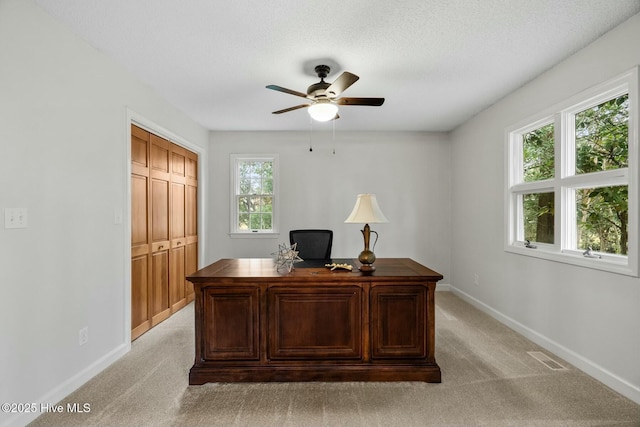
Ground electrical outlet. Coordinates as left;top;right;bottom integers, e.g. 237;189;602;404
79;327;88;346
473;273;480;285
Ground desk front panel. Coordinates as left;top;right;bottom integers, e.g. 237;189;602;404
268;285;362;360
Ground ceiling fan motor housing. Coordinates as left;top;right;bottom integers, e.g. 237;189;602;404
307;81;331;98
308;65;332;97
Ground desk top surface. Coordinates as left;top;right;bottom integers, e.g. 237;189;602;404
187;258;443;283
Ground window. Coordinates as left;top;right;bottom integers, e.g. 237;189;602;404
506;68;638;276
230;154;279;236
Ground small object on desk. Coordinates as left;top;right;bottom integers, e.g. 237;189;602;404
325;262;353;271
271;242;303;272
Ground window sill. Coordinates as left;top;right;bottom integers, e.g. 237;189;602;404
505;244;637;277
229;232;281;239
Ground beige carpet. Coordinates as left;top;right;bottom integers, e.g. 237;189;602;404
30;292;640;426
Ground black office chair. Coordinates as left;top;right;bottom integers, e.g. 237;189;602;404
289;229;333;260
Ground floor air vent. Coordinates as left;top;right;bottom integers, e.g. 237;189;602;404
527;351;568;371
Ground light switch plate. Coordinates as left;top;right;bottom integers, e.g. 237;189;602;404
4;208;28;229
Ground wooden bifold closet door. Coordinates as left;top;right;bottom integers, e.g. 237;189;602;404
130;124;198;340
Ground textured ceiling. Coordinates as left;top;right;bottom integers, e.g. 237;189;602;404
35;0;640;132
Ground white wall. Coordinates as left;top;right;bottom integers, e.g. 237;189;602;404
450;13;640;403
207;131;452;281
0;1;209;426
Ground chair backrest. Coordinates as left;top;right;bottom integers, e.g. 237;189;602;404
289;229;333;260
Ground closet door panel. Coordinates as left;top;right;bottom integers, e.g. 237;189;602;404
186;151;197;185
186;241;197;301
151;179;170;244
185;150;198;302
150;134;170;178
131;125;151;340
170;245;186;312
171;145;187;183
131;174;149;256
170;143;187;311
131;254;151;340
186;184;197;238
151;249;171;325
131;125;149;176
171;182;185;242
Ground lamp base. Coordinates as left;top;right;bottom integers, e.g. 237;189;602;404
358;264;376;273
358;248;377;273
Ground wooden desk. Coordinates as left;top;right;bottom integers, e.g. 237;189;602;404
187;258;442;384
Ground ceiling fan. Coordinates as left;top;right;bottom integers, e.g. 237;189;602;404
266;65;385;122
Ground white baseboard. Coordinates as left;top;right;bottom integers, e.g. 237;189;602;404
448;285;640;405
435;283;451;291
3;343;130;427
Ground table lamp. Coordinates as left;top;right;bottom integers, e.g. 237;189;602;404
344;194;389;272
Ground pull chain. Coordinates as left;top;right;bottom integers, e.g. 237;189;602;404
332;118;336;154
309;117;313;152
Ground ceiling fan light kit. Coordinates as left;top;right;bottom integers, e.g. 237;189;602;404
267;65;384;122
308;100;338;122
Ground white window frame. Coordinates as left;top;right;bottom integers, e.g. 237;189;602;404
229;154;280;238
505;67;639;276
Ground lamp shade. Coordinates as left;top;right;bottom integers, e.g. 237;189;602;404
344;194;389;224
308;101;338;122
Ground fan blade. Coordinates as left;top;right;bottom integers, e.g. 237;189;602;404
272;104;310;114
266;85;308;98
326;72;359;97
336;97;385;106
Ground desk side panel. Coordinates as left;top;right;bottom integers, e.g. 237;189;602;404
201;286;260;360
370;284;427;359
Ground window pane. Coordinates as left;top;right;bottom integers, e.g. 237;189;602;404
246;161;257;175
238;196;250;214
238;213;250;230
250;178;261;194
259;161;273;179
262;196;272;213
575;95;629;174
249;213;261;229
262;213;272;229
576;186;628;254
248;196;261;212
237;196;272;231
260;164;273;194
523;123;554;182
523;192;554;244
263;177;273;194
239;177;251;194
238;160;273;196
